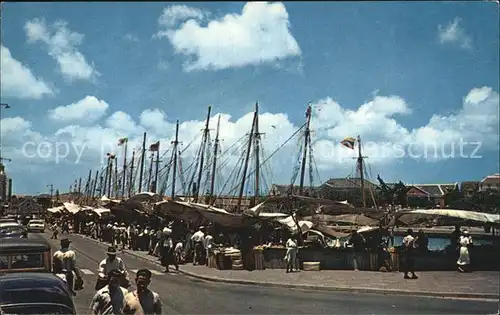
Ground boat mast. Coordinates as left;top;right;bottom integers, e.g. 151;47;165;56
171;120;180;199
85;170;91;204
253;102;261;206
114;159;118;198
128;151;135;197
138;132;147;193
299;103;312;196
153;147;160;193
236;104;257;212
208;115;221;205
357;135;366;208
194;106;212;202
147;153;154;192
121;140;128;199
91;170;99;200
98;175;103;198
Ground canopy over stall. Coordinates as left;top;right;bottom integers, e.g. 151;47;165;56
394;209;500;227
302;214;380;226
156;200;289;229
63;202;81;214
47;206;65;214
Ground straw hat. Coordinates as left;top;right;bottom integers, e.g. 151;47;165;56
163;227;172;235
107;246;118;255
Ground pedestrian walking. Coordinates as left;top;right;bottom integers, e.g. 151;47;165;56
402;229;418;279
160;228;178;272
191;226;205;265
285;237;298;273
53;238;83;296
90;270;129;315
457;230;473;272
124;269;162;315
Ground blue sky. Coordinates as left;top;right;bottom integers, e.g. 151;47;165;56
1;2;498;195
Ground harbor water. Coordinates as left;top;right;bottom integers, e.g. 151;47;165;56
392;236;494;250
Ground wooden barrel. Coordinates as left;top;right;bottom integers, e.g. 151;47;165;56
208;255;217;268
390;252;399;271
369;252;379;271
254;250;264;270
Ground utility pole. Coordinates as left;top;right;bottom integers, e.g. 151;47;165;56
0;103;12;166
47;184;54;207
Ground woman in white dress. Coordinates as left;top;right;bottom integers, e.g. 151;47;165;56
456;230;472;272
284;238;298;273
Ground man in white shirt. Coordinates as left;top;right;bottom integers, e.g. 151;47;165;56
90;269;129;315
97;246;129;289
191;226;205;265
204;231;215;266
53;238;83;295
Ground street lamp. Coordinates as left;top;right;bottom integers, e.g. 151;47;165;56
0;103;12;163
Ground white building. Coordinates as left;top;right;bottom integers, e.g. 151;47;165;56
479;173;500;192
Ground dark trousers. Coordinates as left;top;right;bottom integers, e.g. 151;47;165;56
404;253;415;274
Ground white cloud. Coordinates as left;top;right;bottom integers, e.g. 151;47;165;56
123;34;139;42
24;18;100;81
0;117;32;134
438;17;472;49
0;45;54;99
48;96;109;123
156;2;301;71
2;87;498;192
157;4;207;29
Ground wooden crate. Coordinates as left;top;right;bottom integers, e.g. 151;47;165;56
303;261;320;271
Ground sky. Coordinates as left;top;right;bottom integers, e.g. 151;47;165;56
1;1;499;196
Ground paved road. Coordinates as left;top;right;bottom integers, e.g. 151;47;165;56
36;233;499;315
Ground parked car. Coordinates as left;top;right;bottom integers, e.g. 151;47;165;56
0;272;76;315
0;238;52;273
0;225;26;239
0;221;24;238
27;219;46;233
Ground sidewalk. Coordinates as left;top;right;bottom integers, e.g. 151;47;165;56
77;234;500;300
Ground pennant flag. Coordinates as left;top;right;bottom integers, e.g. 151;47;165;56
149;141;160;152
341;137;356;150
117;137;128;145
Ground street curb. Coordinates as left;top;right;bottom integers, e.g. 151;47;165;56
74;234;500;301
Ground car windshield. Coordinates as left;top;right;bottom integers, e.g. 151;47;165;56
0;255;8;269
10;254;44;269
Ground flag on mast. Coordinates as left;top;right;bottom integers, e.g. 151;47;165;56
340;137;356;150
117;137;128;146
149;141;160;152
